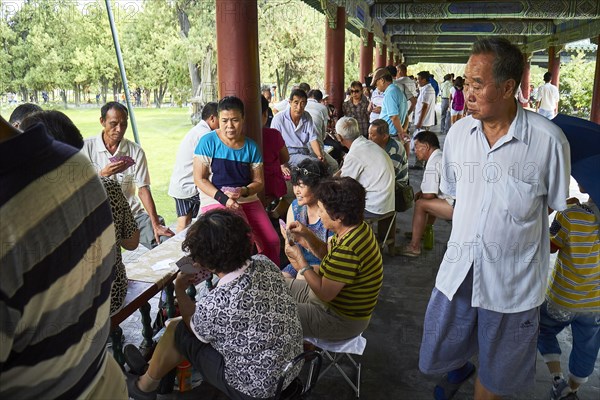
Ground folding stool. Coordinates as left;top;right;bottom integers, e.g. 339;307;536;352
364;210;397;255
304;334;367;398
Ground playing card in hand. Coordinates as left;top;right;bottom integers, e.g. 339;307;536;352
109;155;136;168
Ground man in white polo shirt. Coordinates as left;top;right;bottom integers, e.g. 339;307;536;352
335;116;395;243
83;102;174;249
168;102;219;232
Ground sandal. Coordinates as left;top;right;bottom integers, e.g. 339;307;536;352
434;362;476;400
400;245;421;257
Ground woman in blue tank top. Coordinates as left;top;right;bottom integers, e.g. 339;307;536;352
281;159;332;278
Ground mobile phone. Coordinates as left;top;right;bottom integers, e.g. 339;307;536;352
278;219;287;230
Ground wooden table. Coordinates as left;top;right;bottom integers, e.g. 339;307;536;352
110;229;190;366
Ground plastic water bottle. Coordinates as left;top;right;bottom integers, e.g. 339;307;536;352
423;225;434;250
176;360;193;392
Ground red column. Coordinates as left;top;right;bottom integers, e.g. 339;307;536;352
387;50;394;66
376;44;386;69
548;46;561;90
325;6;345;115
592;35;600;124
521;53;531;107
359;31;374;83
216;0;261;147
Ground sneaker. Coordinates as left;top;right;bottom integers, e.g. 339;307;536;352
124;344;149;375
126;372;157;400
550;377;573;400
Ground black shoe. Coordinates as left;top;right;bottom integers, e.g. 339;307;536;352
124;344;149;375
126;372;157;400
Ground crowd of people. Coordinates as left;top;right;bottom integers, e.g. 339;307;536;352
1;36;597;400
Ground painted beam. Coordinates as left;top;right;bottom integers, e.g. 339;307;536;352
373;1;600;20
386;20;555;35
524;19;600;52
390;35;527;45
404;56;470;64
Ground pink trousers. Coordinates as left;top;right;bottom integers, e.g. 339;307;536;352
202;200;281;266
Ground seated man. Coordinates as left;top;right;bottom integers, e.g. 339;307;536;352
83;102;174;249
270;88;326;168
168;102;219;232
335;116;395;243
368;119;408;186
400;131;454;257
125;210;303;400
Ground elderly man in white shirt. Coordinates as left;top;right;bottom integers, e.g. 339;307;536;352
335;116;395;244
168;102;219;232
418;38;570;400
83;102;174;249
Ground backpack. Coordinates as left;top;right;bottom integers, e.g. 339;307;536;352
452;88;464;111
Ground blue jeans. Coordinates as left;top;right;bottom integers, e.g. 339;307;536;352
537;300;600;379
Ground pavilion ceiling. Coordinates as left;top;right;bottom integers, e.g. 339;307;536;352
303;0;600;64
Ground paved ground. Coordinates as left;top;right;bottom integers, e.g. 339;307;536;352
117;114;599;399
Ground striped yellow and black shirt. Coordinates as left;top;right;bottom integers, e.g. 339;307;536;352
319;221;383;320
548;202;600;313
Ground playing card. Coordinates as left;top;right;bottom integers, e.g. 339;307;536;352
109;155;136;168
221;186;241;195
176;256;212;284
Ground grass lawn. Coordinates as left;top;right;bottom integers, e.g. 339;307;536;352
2;105;194;225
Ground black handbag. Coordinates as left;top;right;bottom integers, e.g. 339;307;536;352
395;181;414;212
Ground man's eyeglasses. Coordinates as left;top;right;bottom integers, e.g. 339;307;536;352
350;89;361;94
291;166;319;177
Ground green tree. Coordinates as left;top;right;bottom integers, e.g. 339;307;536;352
258;0;325;98
557;52;594;118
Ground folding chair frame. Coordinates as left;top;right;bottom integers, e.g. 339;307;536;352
318;350;362;398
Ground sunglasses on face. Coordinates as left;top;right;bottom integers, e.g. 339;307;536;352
350;89;361;94
291;166;319;177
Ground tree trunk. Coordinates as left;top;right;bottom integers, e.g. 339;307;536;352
101;77;109;104
276;65;292;101
154;82;168;108
112;80;122;102
199;47;215;103
176;3;202;98
74;85;80;107
20;87;28;103
60;89;67;109
144;88;151;107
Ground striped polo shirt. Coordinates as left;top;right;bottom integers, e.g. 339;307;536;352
195;130;263;207
319;221;383;319
0;125;116;398
548;202;600;313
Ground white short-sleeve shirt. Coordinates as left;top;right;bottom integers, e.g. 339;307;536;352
537;82;560;112
83;134;150;216
168;120;212;199
340;136;395;215
437;105;570;313
420;149;447;199
414;83;436;127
